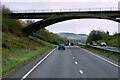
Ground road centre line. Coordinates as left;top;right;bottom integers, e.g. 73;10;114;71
68;48;71;53
79;70;84;74
73;57;74;59
69;50;71;53
68;48;72;56
75;62;78;64
81;48;120;68
21;48;56;80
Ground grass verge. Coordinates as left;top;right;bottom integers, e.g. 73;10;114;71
2;32;57;75
2;46;53;75
79;45;120;62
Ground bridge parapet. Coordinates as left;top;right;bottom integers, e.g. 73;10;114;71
12;7;119;13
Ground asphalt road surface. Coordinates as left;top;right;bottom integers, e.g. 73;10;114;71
23;46;119;79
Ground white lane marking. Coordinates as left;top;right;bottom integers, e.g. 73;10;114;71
82;48;120;68
68;48;71;53
79;70;84;74
21;48;56;80
73;57;74;59
75;62;78;64
69;51;71;53
68;48;72;56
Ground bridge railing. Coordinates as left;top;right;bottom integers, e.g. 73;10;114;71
12;7;119;13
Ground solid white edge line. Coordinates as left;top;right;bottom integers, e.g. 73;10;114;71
81;48;120;68
21;48;56;80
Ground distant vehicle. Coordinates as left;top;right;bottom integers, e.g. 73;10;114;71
65;40;69;46
91;41;95;44
58;44;65;50
91;41;97;46
71;43;74;46
87;43;91;46
65;43;69;46
93;43;97;46
100;42;107;47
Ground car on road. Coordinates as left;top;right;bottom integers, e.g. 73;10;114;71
91;41;97;46
93;43;97;46
100;42;107;47
71;43;74;46
87;43;91;46
58;44;65;50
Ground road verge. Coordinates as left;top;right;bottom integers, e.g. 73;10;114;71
79;45;120;62
2;47;56;79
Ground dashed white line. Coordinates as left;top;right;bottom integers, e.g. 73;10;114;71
21;48;56;80
82;48;120;68
79;70;84;74
69;48;71;53
75;62;78;64
73;57;74;59
68;49;72;56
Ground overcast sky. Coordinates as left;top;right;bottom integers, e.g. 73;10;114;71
1;0;120;35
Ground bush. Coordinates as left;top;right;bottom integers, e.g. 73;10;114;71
34;28;64;45
2;5;24;36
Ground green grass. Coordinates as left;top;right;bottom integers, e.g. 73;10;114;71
80;45;120;61
0;35;1;77
2;32;57;75
2;46;53;75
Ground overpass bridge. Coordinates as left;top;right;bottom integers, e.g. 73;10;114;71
5;8;120;35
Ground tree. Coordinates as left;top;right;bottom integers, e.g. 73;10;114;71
33;28;64;44
86;30;105;43
2;5;23;35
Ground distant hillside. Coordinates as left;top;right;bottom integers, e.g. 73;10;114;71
56;33;88;44
61;33;87;36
